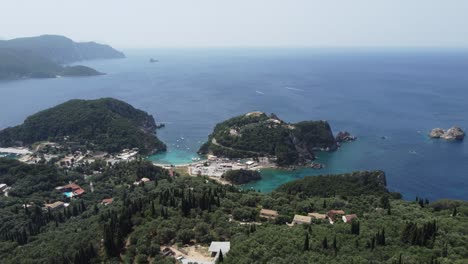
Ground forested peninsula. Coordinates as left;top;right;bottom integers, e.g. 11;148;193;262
0;35;124;80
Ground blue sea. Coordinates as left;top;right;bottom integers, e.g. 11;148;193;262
1;48;467;201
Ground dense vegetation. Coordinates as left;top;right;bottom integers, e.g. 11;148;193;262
199;112;337;166
277;170;397;198
61;65;103;77
223;169;262;184
0;158;466;263
0;35;124;80
0;98;166;154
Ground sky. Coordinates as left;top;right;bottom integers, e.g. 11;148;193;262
1;0;468;49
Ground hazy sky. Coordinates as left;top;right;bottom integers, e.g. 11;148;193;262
2;0;468;48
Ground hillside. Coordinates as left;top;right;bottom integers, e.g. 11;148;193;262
198;112;337;165
0;35;124;80
0;98;166;154
0;35;125;64
0;159;466;263
277;170;393;197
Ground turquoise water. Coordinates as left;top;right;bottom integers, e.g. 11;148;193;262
64;192;73;198
0;153;18;159
242;142;369;192
1;48;468;200
147;149;204;165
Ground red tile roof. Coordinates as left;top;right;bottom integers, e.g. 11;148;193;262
73;188;85;196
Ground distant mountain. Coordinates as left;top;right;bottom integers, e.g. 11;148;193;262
0;35;124;80
198;112;337;166
0;98;166;154
0;35;125;64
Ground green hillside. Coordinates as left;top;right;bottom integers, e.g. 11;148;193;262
0;98;166;154
0;35;125;64
0;158;466;263
0;35;124;80
198;112;337;165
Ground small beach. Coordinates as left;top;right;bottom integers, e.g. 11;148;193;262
0;147;32;155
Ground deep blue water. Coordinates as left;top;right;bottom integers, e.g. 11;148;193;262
1;48;467;201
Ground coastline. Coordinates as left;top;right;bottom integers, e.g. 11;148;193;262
0;147;32;155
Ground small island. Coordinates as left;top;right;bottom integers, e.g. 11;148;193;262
429;126;465;141
198;112;338;166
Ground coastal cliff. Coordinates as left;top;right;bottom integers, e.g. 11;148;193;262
198;112;337;166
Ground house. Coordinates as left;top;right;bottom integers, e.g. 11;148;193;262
0;183;8;192
162;247;175;257
246;160;255;166
260;209;279;220
327;210;345;224
342;214;358;223
292;215;312;225
56;183;85;198
308;212;327;220
133;177;151;186
101;198;113;205
208;241;230;258
44;201;65;211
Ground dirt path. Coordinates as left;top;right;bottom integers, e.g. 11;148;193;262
211;138;266;156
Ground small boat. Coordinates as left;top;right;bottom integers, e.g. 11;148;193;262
149;58;158;63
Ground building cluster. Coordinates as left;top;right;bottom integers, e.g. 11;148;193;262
41;183;86;211
55;183;86;198
259;208;358;225
189;156;270;178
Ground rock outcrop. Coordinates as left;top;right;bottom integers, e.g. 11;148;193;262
429;127;465;141
429;128;445;139
336;131;357;143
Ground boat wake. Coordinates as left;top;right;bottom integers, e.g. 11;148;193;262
285;86;304;91
255;90;265;95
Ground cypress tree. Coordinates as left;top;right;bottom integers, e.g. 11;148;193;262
303;233;310;251
218;250;224;263
322;237;328;249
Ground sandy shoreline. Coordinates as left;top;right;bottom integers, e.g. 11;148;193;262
0;147;32;155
